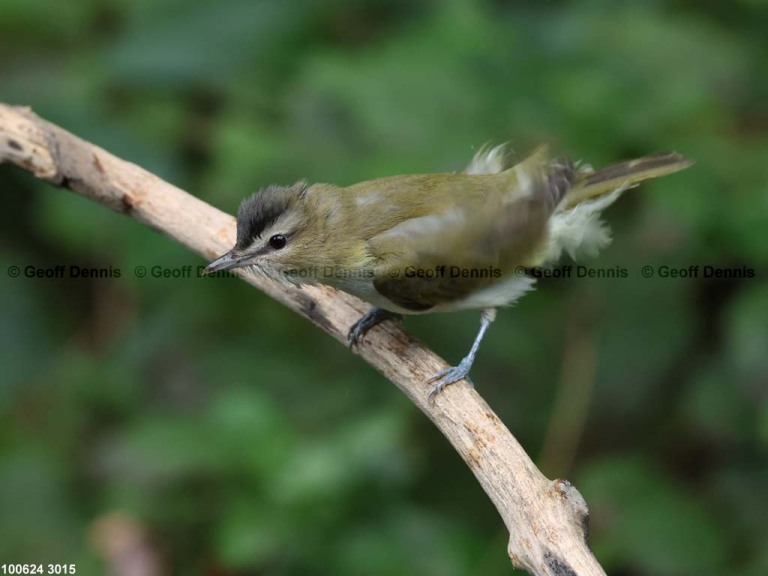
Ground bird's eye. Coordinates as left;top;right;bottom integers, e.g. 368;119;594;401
269;234;287;250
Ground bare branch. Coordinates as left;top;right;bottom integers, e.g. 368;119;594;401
0;103;605;576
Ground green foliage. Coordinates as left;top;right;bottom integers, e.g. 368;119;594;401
581;455;729;575
1;0;766;574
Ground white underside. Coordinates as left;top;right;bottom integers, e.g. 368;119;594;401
432;275;537;312
321;273;537;314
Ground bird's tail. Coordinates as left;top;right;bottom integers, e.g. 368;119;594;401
566;152;693;208
536;152;693;264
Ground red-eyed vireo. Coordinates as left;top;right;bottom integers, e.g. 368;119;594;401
204;146;692;399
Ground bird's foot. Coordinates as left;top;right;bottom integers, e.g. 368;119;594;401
427;357;475;402
347;308;403;349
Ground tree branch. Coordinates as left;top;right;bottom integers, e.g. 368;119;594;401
0;103;605;576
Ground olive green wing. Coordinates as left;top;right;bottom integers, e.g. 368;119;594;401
369;210;500;311
368;157;574;311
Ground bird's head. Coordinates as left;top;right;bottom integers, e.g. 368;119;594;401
203;182;314;282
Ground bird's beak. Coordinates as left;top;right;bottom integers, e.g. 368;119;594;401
203;250;247;275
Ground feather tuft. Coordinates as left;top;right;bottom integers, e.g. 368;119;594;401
539;187;626;263
464;143;510;175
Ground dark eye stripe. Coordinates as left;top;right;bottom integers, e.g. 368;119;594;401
235;182;308;250
236;188;290;249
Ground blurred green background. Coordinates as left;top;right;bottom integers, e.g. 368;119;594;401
1;0;767;574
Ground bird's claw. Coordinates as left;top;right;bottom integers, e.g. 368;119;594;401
347;321;367;349
427;360;475;402
347;308;402;349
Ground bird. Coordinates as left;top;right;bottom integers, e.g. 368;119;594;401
204;145;692;399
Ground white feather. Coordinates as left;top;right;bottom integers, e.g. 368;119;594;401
464;144;509;175
435;275;537;312
538;187;626;264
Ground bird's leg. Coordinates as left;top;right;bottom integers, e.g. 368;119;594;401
348;307;403;348
428;308;497;401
